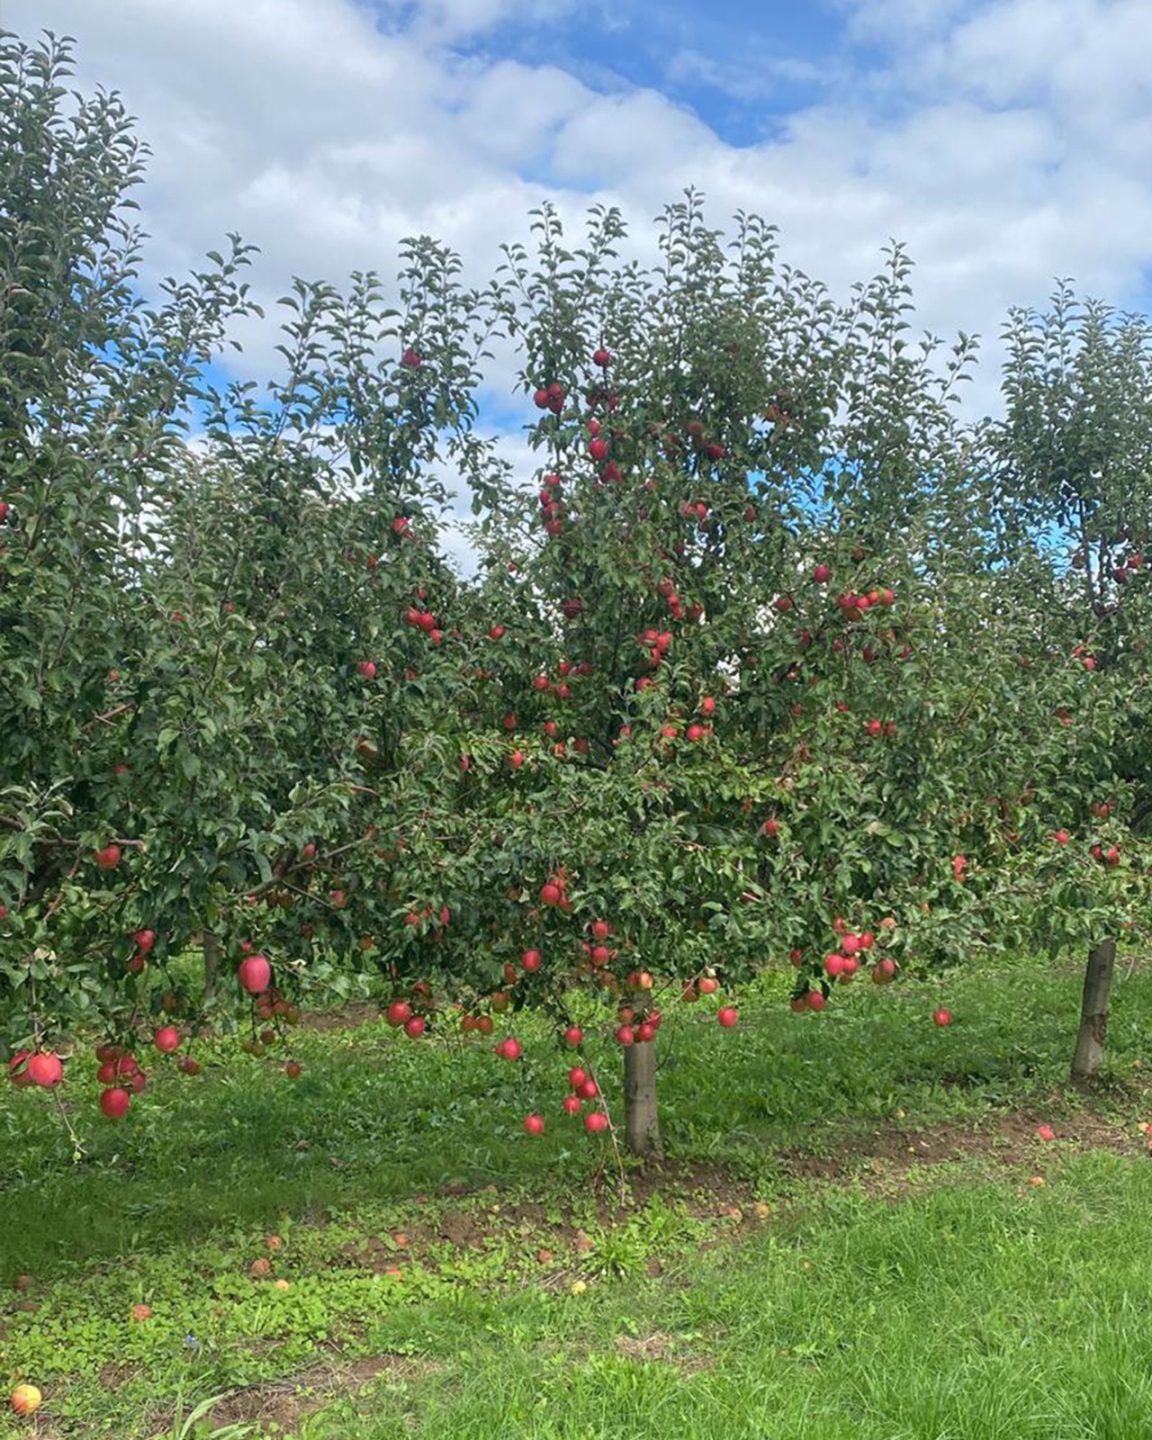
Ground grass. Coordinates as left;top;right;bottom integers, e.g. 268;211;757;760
0;954;1150;1438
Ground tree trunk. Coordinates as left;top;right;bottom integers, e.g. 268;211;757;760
202;931;221;998
623;1042;661;1158
1071;937;1116;1086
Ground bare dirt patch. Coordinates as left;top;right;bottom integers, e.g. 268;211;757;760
776;1099;1146;1194
196;1353;437;1433
612;1330;711;1373
297;1000;381;1033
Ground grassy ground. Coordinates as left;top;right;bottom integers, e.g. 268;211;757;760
1;954;1150;1439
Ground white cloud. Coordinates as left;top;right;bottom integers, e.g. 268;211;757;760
5;0;1151;446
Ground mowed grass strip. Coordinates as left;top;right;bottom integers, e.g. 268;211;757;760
0;954;1148;1437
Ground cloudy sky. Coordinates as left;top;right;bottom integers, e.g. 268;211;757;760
6;0;1152;562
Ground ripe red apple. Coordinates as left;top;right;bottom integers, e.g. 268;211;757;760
584;1111;609;1134
404;1016;426;1039
588;438;609;463
238;954;271;994
806;991;826;1012
762;817;781;837
615;1025;635;1046
568;1067;587;1090
578;1078;599;1100
717;1007;738;1028
1036;1124;1055;1142
522;949;542;972
154;1026;180;1055
563;1026;583;1048
99;1087;131;1119
562;1094;582;1116
592;347;611;368
698;977;718;995
812;563;830;583
178;1056;202;1076
131;929;157;954
496;1037;522;1061
933;1008;952;1027
523;1113;545;1137
509;749;525;769
285;1060;303;1079
131;1303;153;1321
385;999;412;1030
28;1052;63;1088
539;882;561;906
358;660;377;679
93;844;122;871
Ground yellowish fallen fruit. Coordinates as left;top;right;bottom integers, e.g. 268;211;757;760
569;1280;587;1296
273;1279;292;1291
10;1385;42;1416
754;1202;772;1219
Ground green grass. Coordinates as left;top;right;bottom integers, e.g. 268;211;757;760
1;955;1150;1438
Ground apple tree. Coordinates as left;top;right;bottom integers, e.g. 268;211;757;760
983;282;1152;1081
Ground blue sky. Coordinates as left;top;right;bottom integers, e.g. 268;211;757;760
412;0;844;150
6;0;1152;567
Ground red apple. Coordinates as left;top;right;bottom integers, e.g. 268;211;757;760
99;1087;131;1119
28;1052;63;1088
153;1026;180;1055
386;1000;411;1028
523;1113;545;1137
933;1008;952;1027
238;955;271;994
93;844;122;871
